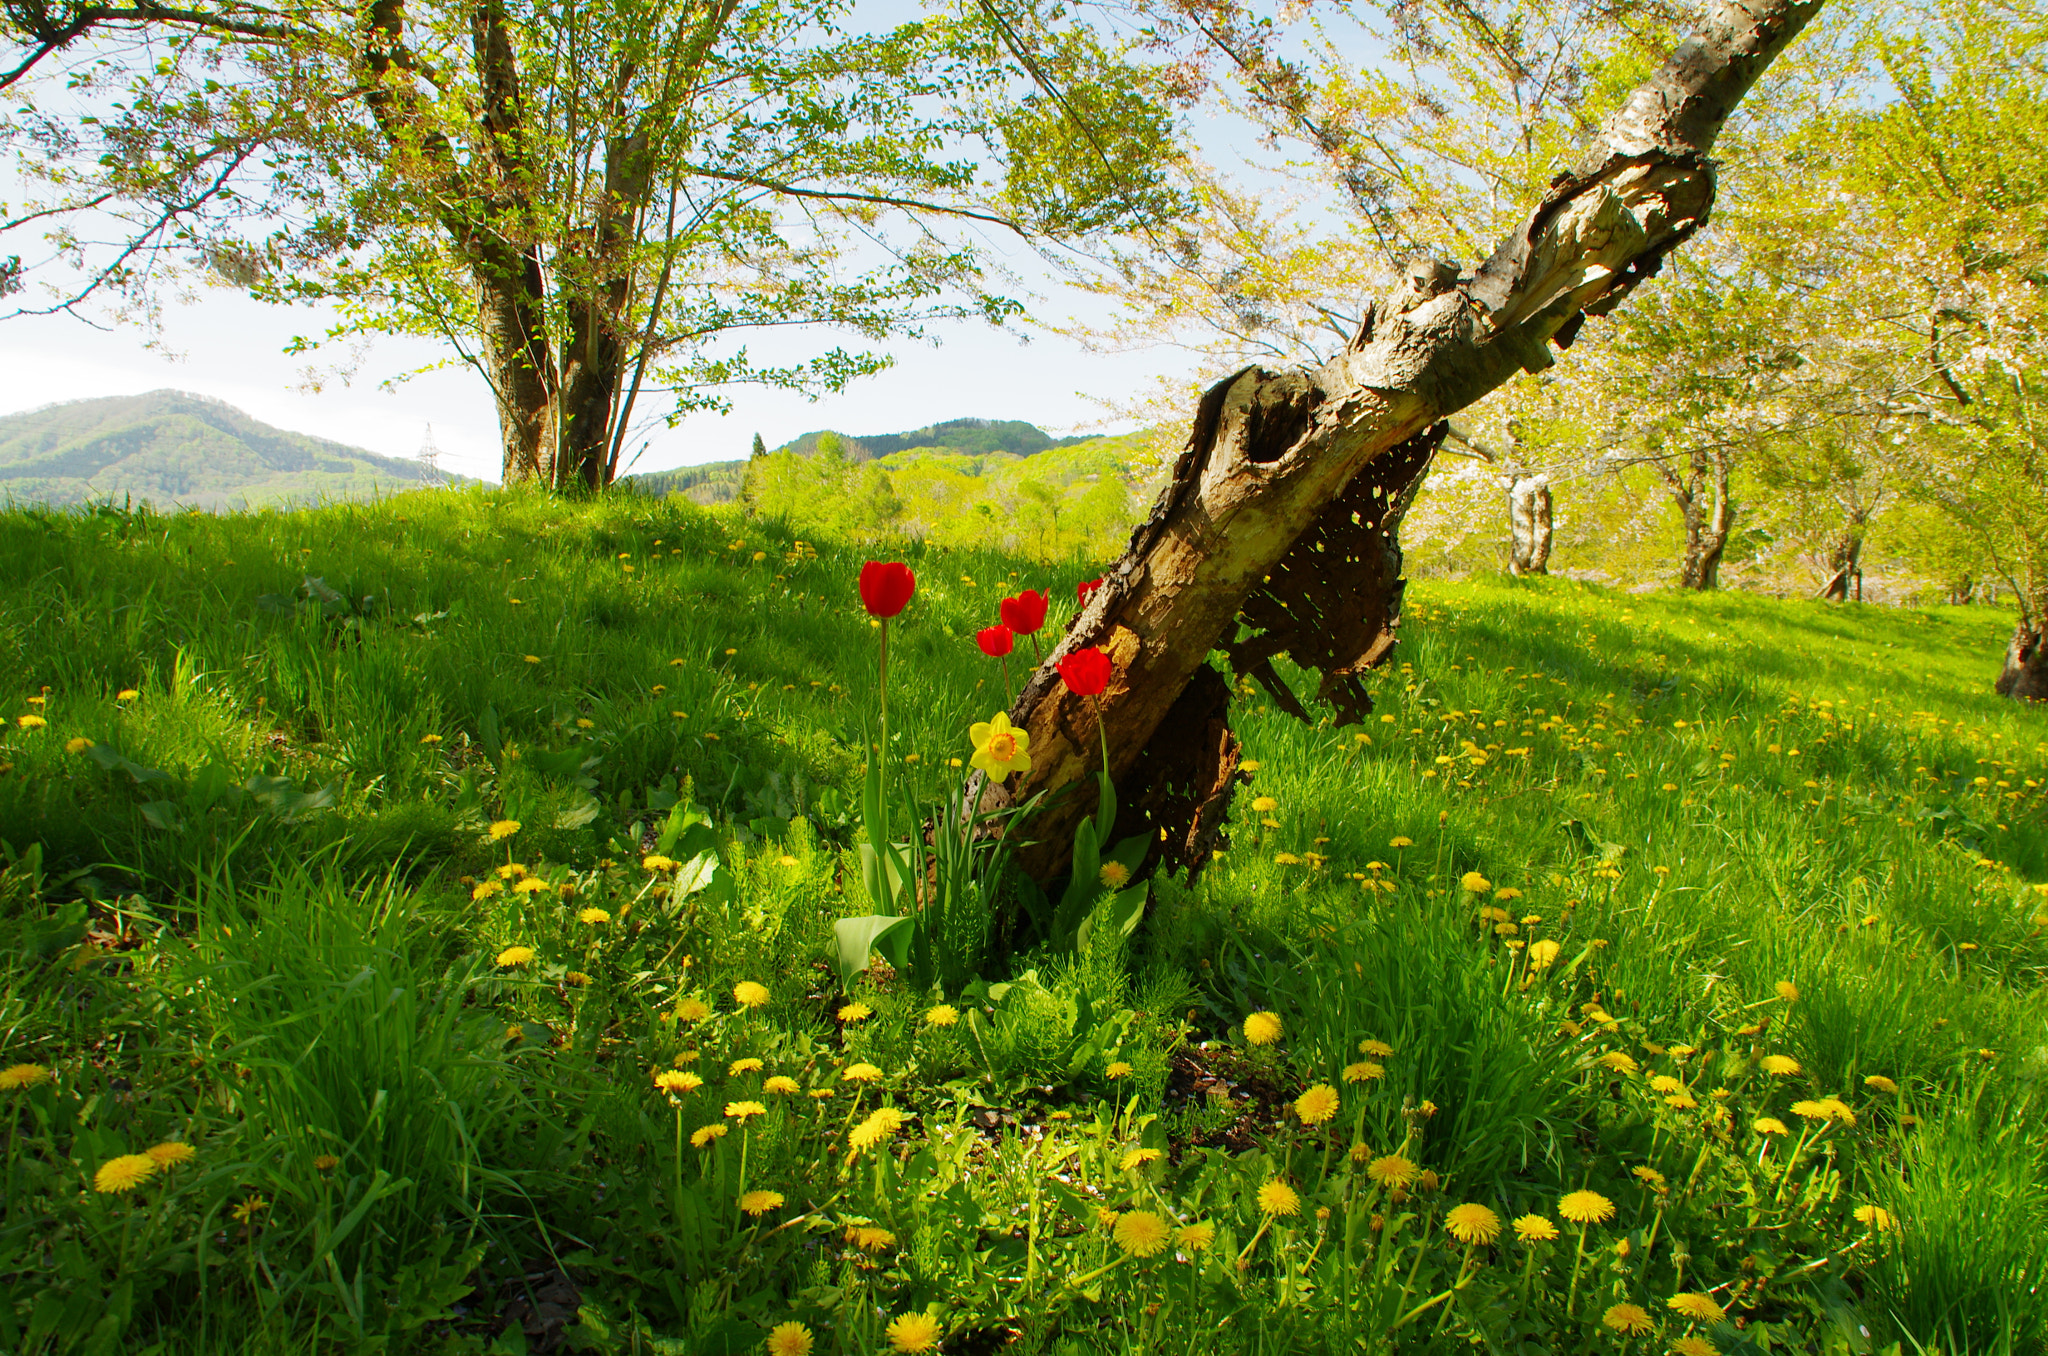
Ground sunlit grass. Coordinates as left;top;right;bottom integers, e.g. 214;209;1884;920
0;487;2042;1353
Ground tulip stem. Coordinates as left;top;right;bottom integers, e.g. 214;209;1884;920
1001;654;1013;708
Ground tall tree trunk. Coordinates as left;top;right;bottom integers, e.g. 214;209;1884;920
558;130;654;491
475;243;561;486
988;0;1826;883
1508;473;1553;575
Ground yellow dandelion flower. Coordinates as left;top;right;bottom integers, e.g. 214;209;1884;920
1342;1061;1384;1083
884;1312;943;1354
1250;796;1279;813
231;1194;268;1222
117;689;139;701
1243;1011;1283;1045
1558;1190;1615;1224
1256;1180;1300;1217
93;1154;158;1193
1672;1337;1719;1356
0;1064;50;1090
728;1057;765;1075
691;1123;728;1147
1513;1214;1559;1243
1790;1099;1831;1122
1664;1089;1699;1110
1527;939;1562;968
1105;1061;1133;1079
1460;871;1492;893
512;877;550;894
1602;1302;1653;1334
1113;1210;1171;1257
1176;1220;1217;1252
1649;1075;1684;1095
1598;1052;1639;1075
848;1106;906;1153
725;1100;768;1122
1775;980;1800;1003
145;1142;196;1168
16;715;46;730
764;1076;800;1095
63;736;93;754
1099;860;1131;889
1864;1074;1898;1094
1120;1148;1163;1170
1753;1116;1790;1135
313;1154;340;1170
1359;1039;1394;1058
846;1225;897;1250
1853;1204;1897;1232
842;1062;882;1083
1760;1054;1800;1076
489;820;522;841
1444;1202;1500;1244
738;1189;784;1216
673;997;712;1023
1668;1293;1725;1323
1366;1155;1418;1188
564;971;591;986
495;945;536;967
1390;836;1413;848
641;854;677;872
472;881;504;900
733;981;770;1009
654;1070;703;1094
578;907;610;925
766;1321;814;1356
1294;1084;1340;1125
925;1004;959;1027
1633;1166;1667;1187
837;1002;872;1022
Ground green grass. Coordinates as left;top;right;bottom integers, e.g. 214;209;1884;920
1;487;2044;1354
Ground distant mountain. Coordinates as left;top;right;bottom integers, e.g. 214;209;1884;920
0;391;462;509
775;417;1093;462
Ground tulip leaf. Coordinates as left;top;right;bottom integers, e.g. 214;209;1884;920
828;915;915;987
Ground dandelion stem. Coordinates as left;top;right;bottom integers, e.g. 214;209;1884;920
1565;1222;1591;1319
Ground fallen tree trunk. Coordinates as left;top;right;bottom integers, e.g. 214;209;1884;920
991;0;1827;883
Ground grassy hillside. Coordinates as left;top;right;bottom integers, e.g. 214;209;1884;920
1;487;2044;1354
0;391;458;509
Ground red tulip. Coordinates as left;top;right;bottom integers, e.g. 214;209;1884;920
859;561;916;619
1077;578;1103;605
999;589;1049;635
1057;647;1113;697
976;624;1015;657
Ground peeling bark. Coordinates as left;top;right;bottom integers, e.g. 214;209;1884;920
1508;473;1554;576
994;0;1826;882
1997;623;2048;702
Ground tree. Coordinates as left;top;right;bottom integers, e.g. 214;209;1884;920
1809;0;2048;693
984;0;1827;881
3;0;1187;487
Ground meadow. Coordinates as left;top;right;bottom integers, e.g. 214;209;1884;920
0;486;2043;1355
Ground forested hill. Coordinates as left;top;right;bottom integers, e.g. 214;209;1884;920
622;416;1113;505
0;391;458;509
777;417;1094;461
